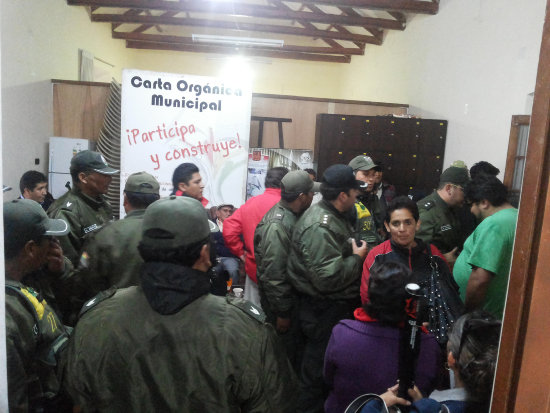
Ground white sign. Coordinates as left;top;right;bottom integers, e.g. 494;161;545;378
120;69;252;212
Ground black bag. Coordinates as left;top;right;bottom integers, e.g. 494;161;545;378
424;246;465;344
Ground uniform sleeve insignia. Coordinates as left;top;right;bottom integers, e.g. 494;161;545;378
78;286;117;319
423;201;435;211
227;296;266;323
320;214;331;228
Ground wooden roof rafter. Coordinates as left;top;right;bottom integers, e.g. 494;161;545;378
67;0;440;63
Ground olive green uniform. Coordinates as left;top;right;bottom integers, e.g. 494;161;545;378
65;281;298;412
5;279;71;412
254;202;302;369
47;188;113;266
287;199;363;413
77;209;145;300
417;191;465;254
254;202;298;320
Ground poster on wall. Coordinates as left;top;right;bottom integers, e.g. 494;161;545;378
246;148;314;200
120;69;252;215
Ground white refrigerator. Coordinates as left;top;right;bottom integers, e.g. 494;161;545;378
49;137;90;198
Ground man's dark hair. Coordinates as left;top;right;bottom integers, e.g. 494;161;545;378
364;261;411;325
470;161;500;179
70;168;93;186
19;170;47;194
171;163;199;194
465;175;508;207
320;183;350;201
125;191;160;209
304;168;316;179
264;167;289;189
385;195;419;223
138;237;210;267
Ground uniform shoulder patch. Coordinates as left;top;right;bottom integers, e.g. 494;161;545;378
78;286;117;319
319;213;331;228
422;200;435;211
226;296;266;323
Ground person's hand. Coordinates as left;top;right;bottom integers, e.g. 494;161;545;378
443;247;458;264
239;254;246;264
276;317;291;334
352;239;368;260
407;385;424;402
46;238;65;274
379;384;411;407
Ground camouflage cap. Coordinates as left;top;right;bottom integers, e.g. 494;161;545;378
124;172;160;195
348;155;377;172
439;166;470;187
4;199;69;254
141;196;218;249
70;150;119;175
281;170;321;194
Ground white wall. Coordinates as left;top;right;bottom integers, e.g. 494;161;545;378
339;0;546;173
0;0;129;198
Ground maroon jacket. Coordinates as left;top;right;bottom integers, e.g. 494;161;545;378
222;188;281;283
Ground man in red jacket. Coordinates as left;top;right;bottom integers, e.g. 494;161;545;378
223;167;288;307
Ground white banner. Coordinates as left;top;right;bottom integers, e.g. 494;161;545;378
120;69;252;213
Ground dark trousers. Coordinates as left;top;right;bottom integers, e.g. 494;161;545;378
296;297;356;413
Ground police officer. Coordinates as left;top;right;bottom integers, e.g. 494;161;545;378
287;164;368;413
416;166;470;264
64;196;297;412
254;170;320;368
76;171;160;300
348;155;383;246
47;150;118;266
4;199;72;412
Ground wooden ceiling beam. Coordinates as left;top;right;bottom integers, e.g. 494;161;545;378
70;0;405;30
125;39;352;63
113;31;366;55
94;13;382;43
270;0;342;49
338;6;386;40
285;0;439;15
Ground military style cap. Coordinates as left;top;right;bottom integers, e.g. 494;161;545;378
141;196;218;249
217;204;234;210
124;172;160;195
322;164;362;190
439;166;470;187
281;170;321;194
450;160;468;169
4;199;69;253
70;150;119;175
348;155;377;172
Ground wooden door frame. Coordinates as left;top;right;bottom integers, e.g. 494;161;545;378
491;1;550;411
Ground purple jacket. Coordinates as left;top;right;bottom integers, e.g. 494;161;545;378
324;319;442;413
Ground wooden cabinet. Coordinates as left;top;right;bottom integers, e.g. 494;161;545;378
314;114;448;196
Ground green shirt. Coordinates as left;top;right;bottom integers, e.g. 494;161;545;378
453;208;518;318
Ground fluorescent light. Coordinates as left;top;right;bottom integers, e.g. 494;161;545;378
192;34;284;48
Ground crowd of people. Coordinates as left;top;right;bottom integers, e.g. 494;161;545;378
4;149;514;412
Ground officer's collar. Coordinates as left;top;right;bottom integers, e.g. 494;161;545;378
72;186;108;210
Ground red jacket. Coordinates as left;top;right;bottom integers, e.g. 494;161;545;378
360;239;448;304
222;188;281;283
